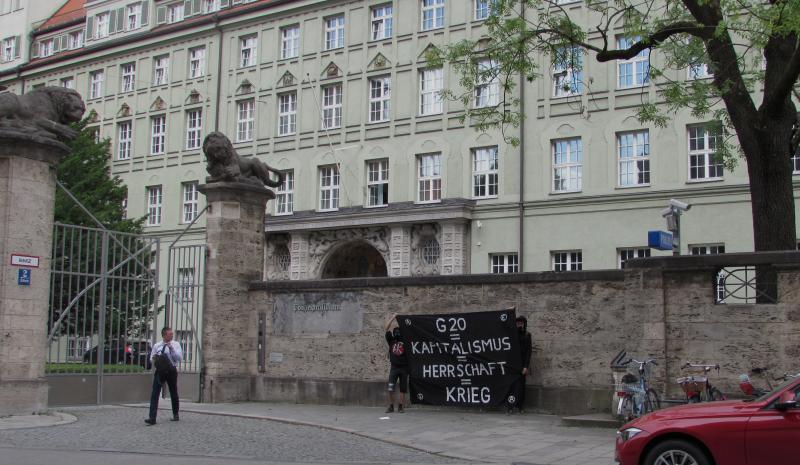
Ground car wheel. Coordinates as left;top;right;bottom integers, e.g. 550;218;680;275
644;439;710;465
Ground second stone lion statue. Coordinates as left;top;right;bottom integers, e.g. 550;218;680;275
0;86;86;147
202;132;284;188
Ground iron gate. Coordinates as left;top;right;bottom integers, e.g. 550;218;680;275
47;222;161;405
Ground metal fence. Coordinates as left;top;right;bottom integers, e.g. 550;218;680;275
716;266;778;304
47;223;160;403
164;243;205;374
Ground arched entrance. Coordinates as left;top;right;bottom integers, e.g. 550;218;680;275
321;241;388;279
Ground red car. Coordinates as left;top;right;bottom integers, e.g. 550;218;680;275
616;377;800;465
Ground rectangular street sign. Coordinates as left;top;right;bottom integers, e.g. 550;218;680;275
648;230;674;251
17;268;31;286
10;254;40;268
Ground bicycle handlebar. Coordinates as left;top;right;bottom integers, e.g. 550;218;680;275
626;358;658;366
681;363;720;372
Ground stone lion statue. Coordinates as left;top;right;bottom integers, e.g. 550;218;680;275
202;131;284;188
0;86;86;146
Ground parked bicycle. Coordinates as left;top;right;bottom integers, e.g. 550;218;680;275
677;363;726;403
739;367;800;397
616;357;661;421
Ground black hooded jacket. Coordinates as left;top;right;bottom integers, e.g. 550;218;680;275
386;329;408;366
517;317;532;370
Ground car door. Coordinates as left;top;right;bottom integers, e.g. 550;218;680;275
745;386;800;465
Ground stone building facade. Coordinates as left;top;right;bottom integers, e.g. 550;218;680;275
0;0;798;286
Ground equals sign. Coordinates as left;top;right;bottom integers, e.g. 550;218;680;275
456;356;467;362
461;379;472;386
450;334;461;341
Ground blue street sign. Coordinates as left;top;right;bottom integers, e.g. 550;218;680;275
17;268;31;286
648;230;674;251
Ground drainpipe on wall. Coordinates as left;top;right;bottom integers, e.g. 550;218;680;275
213;15;223;132
517;2;526;272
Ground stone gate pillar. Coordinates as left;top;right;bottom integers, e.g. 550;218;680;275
199;182;273;403
0;141;67;415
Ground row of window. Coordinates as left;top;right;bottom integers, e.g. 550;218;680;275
142;182;200;227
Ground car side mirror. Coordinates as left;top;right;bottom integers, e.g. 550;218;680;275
775;391;798;412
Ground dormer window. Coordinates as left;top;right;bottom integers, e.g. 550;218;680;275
95;12;110;39
167;3;184;23
127;3;142;30
69;30;83;49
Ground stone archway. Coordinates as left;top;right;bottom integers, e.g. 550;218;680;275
321;241;388;279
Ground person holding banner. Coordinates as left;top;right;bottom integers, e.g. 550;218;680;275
384;313;408;413
508;315;533;414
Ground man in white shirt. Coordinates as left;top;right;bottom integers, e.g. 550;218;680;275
145;326;183;425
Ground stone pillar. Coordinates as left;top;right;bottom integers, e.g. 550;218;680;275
199;182;274;403
389;226;411;277
439;221;470;275
289;232;310;280
0;140;66;416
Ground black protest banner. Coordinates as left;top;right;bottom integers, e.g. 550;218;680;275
398;310;522;407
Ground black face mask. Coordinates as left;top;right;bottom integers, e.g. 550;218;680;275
517;326;525;334
393;329;401;339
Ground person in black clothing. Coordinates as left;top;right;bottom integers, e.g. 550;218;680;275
384;313;408;413
508;315;533;414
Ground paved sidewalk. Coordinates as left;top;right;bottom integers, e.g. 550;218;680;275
125;402;615;465
0;412;76;431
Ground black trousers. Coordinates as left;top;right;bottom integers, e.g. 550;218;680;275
508;375;526;408
148;370;178;420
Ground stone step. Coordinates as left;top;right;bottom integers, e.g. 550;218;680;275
560;413;622;429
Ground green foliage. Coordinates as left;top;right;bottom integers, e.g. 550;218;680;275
55;112;144;232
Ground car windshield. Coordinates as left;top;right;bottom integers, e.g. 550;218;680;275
754;377;799;402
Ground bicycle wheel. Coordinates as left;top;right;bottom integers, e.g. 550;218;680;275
617;396;634;422
644;388;661;413
708;387;726;401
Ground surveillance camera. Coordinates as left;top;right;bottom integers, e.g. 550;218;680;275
660;207;674;218
669;199;692;211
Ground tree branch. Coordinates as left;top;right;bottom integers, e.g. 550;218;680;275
763;42;800;114
590;22;710;62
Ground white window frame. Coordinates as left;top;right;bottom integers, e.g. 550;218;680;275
150;115;166;155
117;121;132;160
321;84;342;129
472;146;499;199
60;77;75;89
419;68;443;115
417;153;442;203
154;55;169;86
89;70;104;99
366;159;389;207
421;0;445;31
318;165;340;212
177;269;195;302
475;0;496;21
188;47;205;79
240;35;257;68
95;12;110;39
69;30;83;49
236;99;255;142
127;3;142;30
552;250;582;272
186;109;203;150
121;62;136;93
146;185;163;226
324;15;345;50
371;4;393;41
167;3;184;23
552;138;582;192
688;62;711;80
617;130;650;187
280;25;300;59
616;36;650;89
792;149;800;174
39;38;54;57
553;46;584;97
474;59;500;108
688;124;723;181
204;0;219;13
618;247;651;269
278;92;297;136
490;253;519;274
181;182;199;224
2;37;14;62
275;170;294;216
690;244;725;256
369;76;391;123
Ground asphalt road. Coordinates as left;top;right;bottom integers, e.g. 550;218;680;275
0;406;457;465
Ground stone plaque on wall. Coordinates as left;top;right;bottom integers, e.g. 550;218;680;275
273;292;363;335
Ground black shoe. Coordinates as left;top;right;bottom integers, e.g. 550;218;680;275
398;404;404;413
144;418;156;425
170;415;179;421
385;405;394;413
